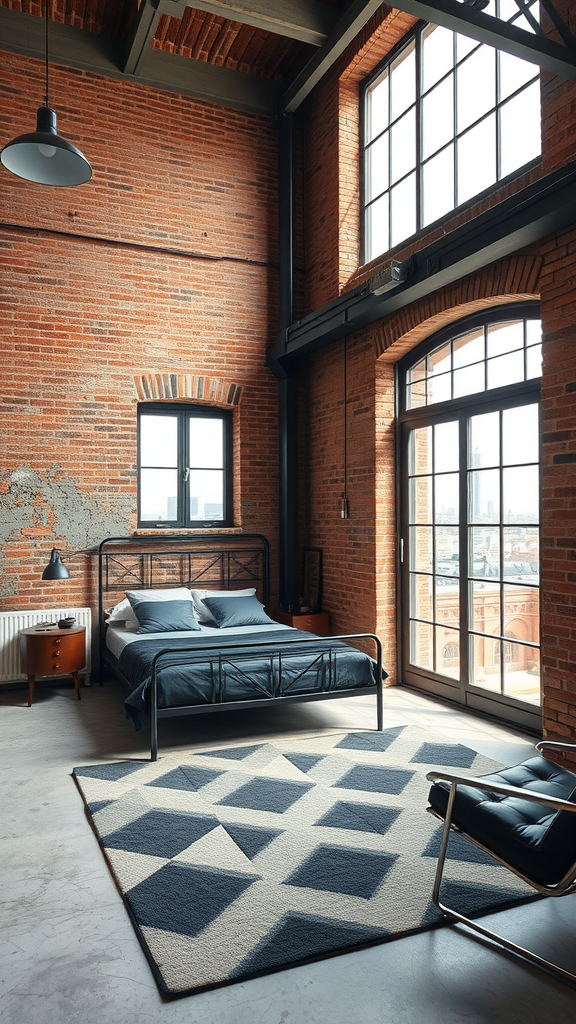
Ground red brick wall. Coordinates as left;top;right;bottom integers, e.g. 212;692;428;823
298;0;576;742
0;51;280;616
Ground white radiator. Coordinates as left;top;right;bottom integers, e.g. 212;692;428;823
0;608;92;682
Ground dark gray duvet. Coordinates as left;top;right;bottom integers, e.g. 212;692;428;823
120;628;381;729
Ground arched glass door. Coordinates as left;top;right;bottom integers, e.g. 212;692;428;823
398;306;541;730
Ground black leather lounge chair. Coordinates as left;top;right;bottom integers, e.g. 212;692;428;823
426;740;576;985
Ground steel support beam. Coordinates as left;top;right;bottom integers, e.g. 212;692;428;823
170;0;340;46
267;161;576;366
281;0;576;113
0;6;277;115
275;114;300;611
281;0;385;113
386;1;576;79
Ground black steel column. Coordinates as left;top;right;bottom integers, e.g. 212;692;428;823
276;112;299;610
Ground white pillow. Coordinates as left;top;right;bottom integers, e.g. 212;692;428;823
190;587;257;626
107;588;194;628
105;597;138;627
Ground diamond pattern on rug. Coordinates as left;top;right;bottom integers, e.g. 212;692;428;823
103;809;219;858
197;744;263;761
316;800;401;835
217;776;313;812
423;825;495;865
283;752;324;774
410;742;476;769
335;726;406;752
74;725;535;999
336;763;415;795
127;862;256;938
145;765;224;791
223;822;283;859
285;844;398;898
231;912;389;978
74;761;144;782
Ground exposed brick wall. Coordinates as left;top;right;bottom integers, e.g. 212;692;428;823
0;51;281;616
298;0;576;742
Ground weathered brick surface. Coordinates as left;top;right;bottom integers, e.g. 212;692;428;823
3;1;576;750
298;0;576;742
0;50;280;614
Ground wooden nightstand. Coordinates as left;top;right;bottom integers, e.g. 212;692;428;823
19;626;86;707
275;611;330;636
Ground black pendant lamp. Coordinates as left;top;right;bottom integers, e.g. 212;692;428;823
0;1;92;187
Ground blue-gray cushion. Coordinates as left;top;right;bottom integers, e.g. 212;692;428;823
203;594;274;628
127;597;200;634
428;754;576;886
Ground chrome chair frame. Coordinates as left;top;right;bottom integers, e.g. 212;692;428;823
426;741;576;986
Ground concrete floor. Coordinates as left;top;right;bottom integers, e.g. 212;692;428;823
2;676;576;1024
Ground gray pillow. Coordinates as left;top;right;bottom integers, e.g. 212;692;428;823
203;595;274;628
128;597;200;634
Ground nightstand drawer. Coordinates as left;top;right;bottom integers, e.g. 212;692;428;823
20;628;86;677
275;612;330;636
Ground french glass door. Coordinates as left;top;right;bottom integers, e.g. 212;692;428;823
401;394;541;729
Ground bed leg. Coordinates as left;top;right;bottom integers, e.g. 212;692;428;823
376;641;383;731
151;671;158;761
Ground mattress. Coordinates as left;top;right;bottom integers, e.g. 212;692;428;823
105;620;289;660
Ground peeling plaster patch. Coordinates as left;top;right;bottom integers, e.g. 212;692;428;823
0;465;133;598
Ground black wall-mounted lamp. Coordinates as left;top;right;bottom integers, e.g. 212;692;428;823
0;1;92;187
41;549;71;580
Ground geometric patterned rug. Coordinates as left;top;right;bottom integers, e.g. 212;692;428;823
73;726;535;999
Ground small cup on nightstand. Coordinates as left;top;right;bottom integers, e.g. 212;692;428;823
58;617;76;629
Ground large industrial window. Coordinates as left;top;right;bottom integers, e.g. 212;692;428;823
363;2;541;263
397;305;542;730
138;404;232;528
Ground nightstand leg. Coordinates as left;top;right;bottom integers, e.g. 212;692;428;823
71;671;81;700
27;675;35;707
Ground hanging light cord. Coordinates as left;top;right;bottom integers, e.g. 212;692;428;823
44;0;50;108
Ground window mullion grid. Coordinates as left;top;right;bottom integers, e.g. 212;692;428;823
416;31;422;235
180;410;189;526
431;435;437;676
387;68;392;254
459;411;469;696
498;407;504;695
495;33;501;181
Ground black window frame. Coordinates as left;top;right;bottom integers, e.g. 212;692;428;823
395;302;542;732
137;403;233;529
362;3;541;265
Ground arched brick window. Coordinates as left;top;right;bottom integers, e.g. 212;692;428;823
397;304;542;729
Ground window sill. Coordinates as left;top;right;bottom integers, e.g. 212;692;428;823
133;527;243;536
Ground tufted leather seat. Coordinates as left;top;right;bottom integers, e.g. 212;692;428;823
428;754;576;887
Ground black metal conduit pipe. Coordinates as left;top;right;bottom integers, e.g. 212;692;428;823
273;111;299;611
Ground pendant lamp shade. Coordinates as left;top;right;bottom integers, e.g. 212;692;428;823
1;106;92;186
42;549;71;580
0;2;92;187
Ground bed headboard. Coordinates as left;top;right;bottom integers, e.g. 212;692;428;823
98;534;270;629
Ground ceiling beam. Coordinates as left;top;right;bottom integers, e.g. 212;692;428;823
139;45;278;112
282;0;386;112
123;0;168;76
172;0;340;46
282;0;576;114
268;162;576;365
0;7;277;115
389;1;576;79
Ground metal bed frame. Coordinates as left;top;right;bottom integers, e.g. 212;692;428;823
98;535;383;759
